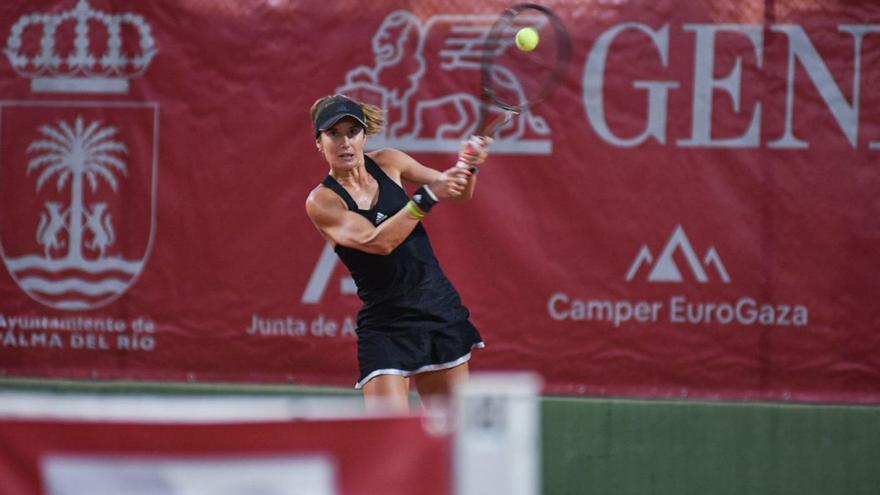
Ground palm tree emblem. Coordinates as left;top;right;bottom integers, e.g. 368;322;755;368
27;115;127;261
0;113;145;311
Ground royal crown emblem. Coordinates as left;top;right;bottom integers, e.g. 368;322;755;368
4;0;157;94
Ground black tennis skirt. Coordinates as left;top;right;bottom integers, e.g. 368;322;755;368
355;320;485;389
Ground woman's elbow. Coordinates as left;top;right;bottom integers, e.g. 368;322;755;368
372;243;396;256
359;236;398;256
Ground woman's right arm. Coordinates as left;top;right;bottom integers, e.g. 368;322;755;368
305;187;421;256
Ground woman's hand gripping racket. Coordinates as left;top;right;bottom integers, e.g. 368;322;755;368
455;3;572;171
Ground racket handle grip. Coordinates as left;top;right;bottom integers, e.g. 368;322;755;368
455;135;489;170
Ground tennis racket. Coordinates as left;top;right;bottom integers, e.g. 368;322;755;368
456;3;572;169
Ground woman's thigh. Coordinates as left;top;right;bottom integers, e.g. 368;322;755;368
414;362;469;398
362;374;411;412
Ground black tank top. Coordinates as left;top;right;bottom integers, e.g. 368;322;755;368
321;156;470;333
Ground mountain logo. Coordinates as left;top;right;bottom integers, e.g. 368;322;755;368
625;225;730;284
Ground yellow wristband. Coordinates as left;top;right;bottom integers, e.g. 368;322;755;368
406;200;425;219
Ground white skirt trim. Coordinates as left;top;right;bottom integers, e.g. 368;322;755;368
354;342;485;390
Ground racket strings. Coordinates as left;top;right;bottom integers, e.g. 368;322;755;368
481;6;571;113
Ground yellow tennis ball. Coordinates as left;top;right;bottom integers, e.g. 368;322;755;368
515;27;539;52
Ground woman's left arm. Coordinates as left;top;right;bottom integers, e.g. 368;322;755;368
374;146;488;202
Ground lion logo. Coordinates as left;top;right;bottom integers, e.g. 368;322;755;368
336;10;553;155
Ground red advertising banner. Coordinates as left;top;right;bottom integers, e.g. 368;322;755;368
0;416;450;495
1;0;879;403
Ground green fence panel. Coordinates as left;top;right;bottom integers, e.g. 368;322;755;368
542;397;880;495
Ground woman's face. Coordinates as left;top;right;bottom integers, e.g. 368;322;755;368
317;117;366;170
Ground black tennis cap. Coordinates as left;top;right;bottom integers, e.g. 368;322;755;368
314;95;367;137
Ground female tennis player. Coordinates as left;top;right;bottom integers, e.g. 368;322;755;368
305;94;488;412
